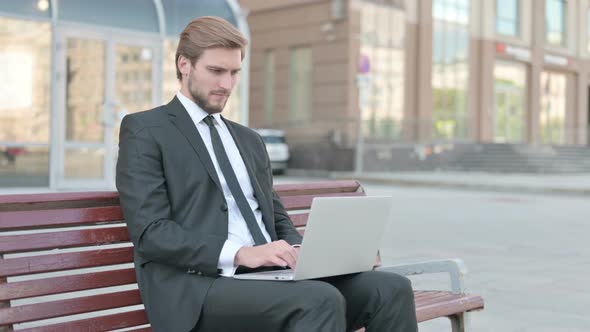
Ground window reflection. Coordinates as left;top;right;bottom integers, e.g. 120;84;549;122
65;38;105;142
494;61;526;143
289;47;312;124
545;0;567;47
496;0;520;37
0;17;51;188
0;145;49;187
432;0;470;140
113;44;153;144
0;18;51;143
359;1;405;140
540;71;566;144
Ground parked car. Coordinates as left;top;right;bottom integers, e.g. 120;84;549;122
255;129;289;174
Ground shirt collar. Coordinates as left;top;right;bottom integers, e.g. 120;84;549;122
176;90;222;125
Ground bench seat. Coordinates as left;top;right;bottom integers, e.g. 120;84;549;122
0;180;483;331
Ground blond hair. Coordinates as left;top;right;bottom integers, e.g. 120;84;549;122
175;16;247;80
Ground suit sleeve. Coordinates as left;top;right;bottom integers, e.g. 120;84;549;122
258;136;303;245
116;115;225;276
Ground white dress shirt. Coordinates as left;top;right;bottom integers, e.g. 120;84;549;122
176;91;272;277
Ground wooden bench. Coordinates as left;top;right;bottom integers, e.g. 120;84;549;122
0;180;483;331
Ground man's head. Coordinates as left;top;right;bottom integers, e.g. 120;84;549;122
176;16;247;114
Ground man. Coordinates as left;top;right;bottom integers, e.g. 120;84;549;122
116;16;417;332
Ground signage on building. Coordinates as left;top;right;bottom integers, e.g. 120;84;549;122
495;42;531;62
544;54;569;66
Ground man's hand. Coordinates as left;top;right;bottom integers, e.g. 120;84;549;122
373;252;382;270
234;240;299;269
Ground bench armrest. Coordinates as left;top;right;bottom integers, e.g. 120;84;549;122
376;258;467;294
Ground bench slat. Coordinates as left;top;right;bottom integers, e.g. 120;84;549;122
289;213;308;228
281;192;365;210
0;226;130;254
0;289;141;325
416;293;460;307
415;292;484;322
0;192;119;205
414;290;452;301
0;206;124;231
274;180;361;196
0;268;136;301
17;309;148;332
0;247;133;277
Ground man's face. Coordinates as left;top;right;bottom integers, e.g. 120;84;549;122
179;48;242;114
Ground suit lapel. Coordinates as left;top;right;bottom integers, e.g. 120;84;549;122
166;97;222;192
223;117;277;240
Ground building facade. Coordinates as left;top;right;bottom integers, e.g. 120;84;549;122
242;0;590;171
0;0;250;190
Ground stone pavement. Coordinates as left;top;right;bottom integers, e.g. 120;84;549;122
328;171;590;196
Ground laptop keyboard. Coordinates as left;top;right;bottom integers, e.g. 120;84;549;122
256;269;294;275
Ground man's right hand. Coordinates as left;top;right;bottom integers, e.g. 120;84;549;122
234;240;298;269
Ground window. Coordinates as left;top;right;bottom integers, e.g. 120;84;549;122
289;47;312;123
540;71;566;144
545;0;567;47
493;61;527;143
0;17;51;187
263;50;275;127
432;0;470;140
496;0;520;37
359;1;406;140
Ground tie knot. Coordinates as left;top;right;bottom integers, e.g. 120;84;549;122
203;115;215;128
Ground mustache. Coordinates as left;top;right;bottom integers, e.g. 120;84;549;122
210;89;230;96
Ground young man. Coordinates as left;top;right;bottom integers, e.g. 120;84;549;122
116;16;417;332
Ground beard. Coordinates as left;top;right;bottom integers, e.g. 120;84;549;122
187;70;230;114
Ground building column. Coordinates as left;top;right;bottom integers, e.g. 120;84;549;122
402;0;419;142
527;0;545;145
469;0;495;142
415;0;433;142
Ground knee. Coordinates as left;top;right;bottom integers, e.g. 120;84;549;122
370;271;415;304
297;281;346;314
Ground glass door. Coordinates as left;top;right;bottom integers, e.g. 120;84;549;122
493;61;527;143
54;26;159;189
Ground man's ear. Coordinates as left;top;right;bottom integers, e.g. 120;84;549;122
178;55;190;77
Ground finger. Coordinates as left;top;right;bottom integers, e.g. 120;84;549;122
276;249;297;268
269;256;289;267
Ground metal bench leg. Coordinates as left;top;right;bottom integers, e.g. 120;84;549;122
449;313;465;332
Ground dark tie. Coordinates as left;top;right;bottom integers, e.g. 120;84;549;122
203;116;268;245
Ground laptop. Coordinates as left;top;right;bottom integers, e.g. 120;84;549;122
233;196;392;281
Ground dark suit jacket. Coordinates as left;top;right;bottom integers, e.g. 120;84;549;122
116;97;303;332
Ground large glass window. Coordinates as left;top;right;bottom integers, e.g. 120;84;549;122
289;47;312;124
545;0;567;47
359;1;405;140
540;71;567;144
493;61;527;143
263;50;275;127
432;0;470;140
496;0;520;37
163;39;180;102
0;17;51;187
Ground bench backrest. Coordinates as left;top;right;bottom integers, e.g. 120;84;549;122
0;180;364;331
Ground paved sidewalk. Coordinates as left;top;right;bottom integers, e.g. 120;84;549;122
329;171;590;196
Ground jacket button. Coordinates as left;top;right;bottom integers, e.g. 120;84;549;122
221;203;228;211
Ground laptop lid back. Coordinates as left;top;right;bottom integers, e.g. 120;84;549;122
293;196;392;280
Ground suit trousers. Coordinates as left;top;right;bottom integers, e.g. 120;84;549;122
191;270;418;332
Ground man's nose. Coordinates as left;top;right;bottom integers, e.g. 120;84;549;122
219;73;233;90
